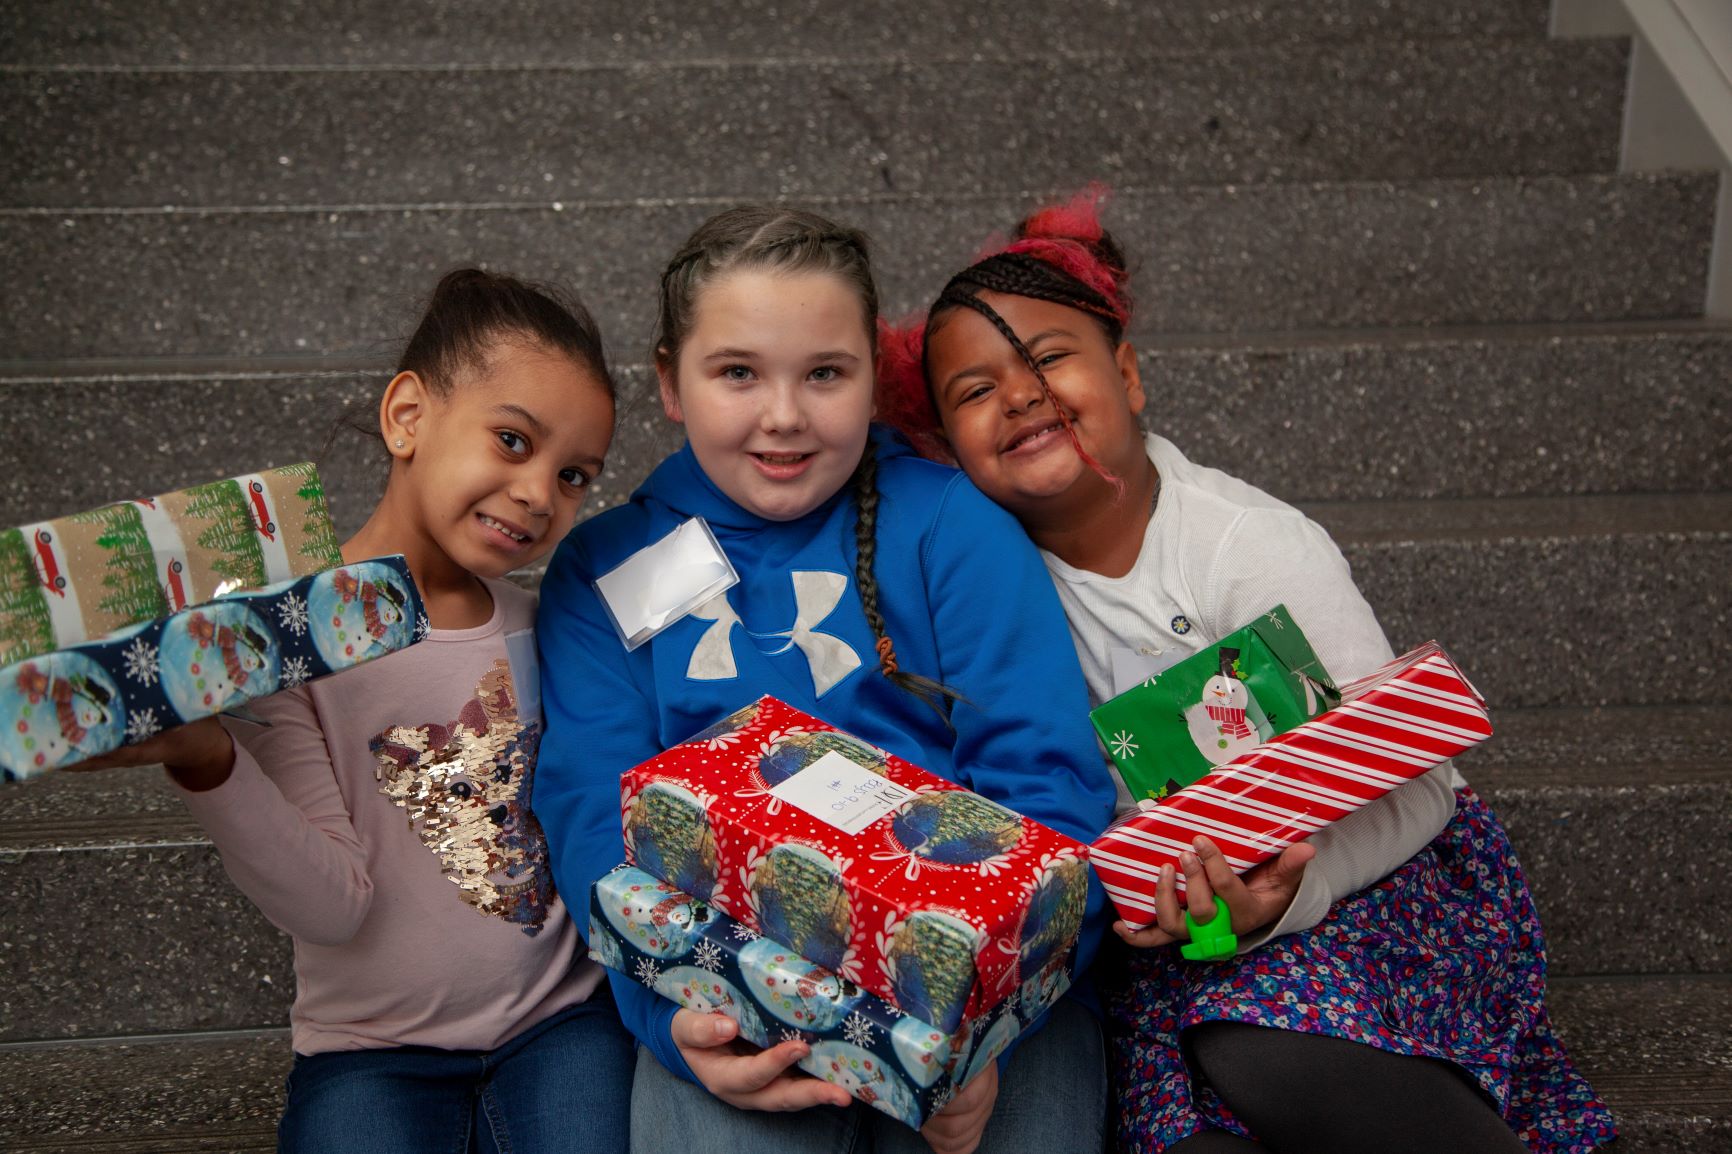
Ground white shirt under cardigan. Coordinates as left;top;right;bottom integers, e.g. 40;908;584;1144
1041;432;1464;950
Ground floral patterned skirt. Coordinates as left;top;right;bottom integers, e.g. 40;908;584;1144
1102;789;1616;1153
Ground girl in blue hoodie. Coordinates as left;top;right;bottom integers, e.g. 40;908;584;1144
532;207;1118;1154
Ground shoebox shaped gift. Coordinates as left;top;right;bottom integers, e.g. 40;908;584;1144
619;696;1090;1034
1089;641;1491;929
1;556;426;781
0;463;344;666
1089;604;1340;805
591;864;1074;1128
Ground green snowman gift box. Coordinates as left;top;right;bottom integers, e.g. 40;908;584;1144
1089;605;1340;804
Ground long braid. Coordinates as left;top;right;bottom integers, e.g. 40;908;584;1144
851;440;964;717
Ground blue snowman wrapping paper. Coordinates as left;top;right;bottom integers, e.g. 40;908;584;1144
591;863;1075;1129
1;555;425;780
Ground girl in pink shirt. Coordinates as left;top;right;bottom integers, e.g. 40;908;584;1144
82;269;630;1153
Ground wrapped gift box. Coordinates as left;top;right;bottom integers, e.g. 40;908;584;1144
1089;604;1339;804
1089;642;1490;929
1;555;424;781
0;463;343;665
591;864;1073;1128
619;696;1090;1034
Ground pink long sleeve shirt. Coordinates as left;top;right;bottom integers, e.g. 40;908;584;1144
178;579;601;1055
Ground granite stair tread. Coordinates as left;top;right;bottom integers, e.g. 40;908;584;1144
3;322;1729;523
1;38;1627;208
2;975;1728;1151
1;172;1717;362
0;0;1556;69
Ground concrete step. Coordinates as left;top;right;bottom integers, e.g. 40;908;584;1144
4;323;1727;533
1315;491;1732;709
1467;707;1732;979
0;708;1724;1045
1;38;1627;209
0;0;1555;69
0;173;1716;362
1;974;1726;1151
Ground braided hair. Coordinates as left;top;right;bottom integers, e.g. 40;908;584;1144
656;206;953;708
878;184;1134;496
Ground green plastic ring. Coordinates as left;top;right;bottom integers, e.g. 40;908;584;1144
1180;900;1236;962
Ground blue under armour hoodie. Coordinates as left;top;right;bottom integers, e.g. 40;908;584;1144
533;427;1117;1084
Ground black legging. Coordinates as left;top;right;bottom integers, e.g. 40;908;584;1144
1162;1023;1530;1154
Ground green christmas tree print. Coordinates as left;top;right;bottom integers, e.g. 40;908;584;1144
0;528;55;661
72;505;165;622
281;462;342;567
183;481;268;586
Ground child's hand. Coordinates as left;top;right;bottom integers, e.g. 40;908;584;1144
670;1008;851;1113
1113;835;1315;950
922;1062;997;1154
64;717;235;792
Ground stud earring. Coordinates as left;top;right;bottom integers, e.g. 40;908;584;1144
394;438;406;449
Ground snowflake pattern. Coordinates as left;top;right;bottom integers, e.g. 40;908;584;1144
841;1012;875;1048
929;1084;955;1114
281;655;312;689
694;939;724;972
125;708;162;742
1110;730;1140;759
414;612;432;642
729;922;761;943
275;593;310;638
777;1025;811;1046
121;636;160;687
633;957;662;986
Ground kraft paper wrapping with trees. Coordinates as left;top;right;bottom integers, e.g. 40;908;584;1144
0;463;343;666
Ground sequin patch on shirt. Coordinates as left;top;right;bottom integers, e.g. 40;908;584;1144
369;659;554;936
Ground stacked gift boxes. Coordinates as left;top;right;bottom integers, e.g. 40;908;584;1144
0;463;343;666
0;464;430;781
591;864;1074;1127
1089;640;1492;928
617;696;1091;1037
1;555;426;781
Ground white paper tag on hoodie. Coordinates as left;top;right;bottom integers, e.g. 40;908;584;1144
594;517;739;651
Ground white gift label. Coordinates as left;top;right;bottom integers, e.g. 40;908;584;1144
768;750;916;836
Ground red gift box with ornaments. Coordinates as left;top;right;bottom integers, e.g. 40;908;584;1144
618;696;1090;1035
1088;642;1491;929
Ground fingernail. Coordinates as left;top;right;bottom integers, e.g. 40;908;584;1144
1181;852;1199;870
1161;864;1175;881
714;1019;732;1039
1193;836;1210;851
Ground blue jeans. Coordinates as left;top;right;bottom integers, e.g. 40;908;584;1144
628;998;1107;1154
280;991;635;1154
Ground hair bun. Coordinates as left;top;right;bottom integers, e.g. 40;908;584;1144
1012;183;1129;290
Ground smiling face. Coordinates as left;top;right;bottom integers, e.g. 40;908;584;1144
395;337;614;580
926;291;1147;522
660;268;876;523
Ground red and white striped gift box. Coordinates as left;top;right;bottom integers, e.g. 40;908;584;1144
1088;642;1491;929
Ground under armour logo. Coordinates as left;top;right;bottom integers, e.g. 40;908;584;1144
685;571;863;696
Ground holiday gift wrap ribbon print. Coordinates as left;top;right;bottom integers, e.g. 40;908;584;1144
1089;643;1490;928
618;695;1091;1034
